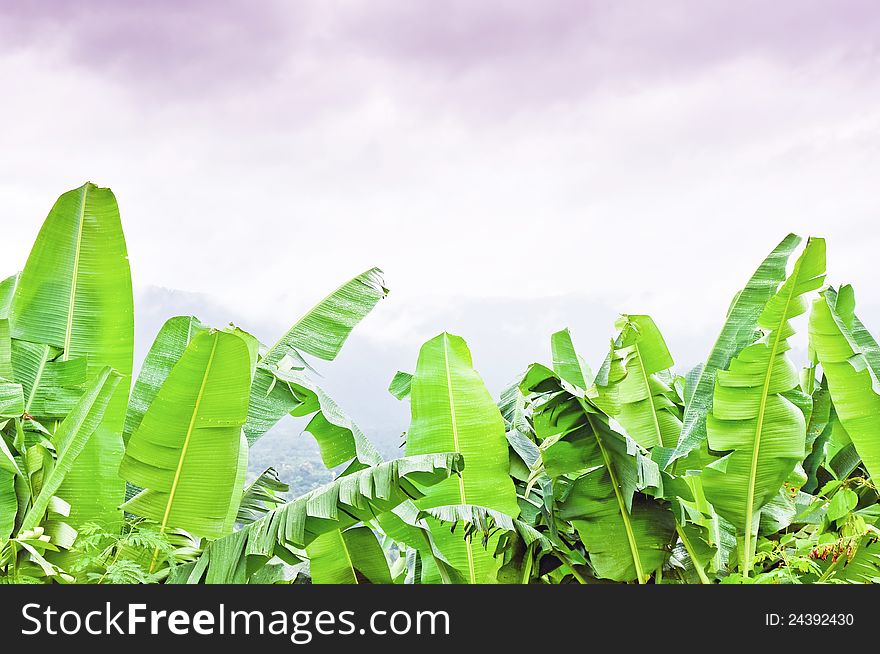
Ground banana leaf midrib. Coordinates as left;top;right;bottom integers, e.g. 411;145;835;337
159;332;220;534
24;347;51;413
62;185;87;362
339;533;359;583
633;339;664;447
442;335;476;583
742;268;799;574
583;410;645;584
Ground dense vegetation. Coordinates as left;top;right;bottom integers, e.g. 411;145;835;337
1;183;879;584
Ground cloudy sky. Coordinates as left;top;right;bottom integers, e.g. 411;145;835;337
2;1;880;437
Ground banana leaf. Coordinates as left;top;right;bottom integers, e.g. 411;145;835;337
308;526;392;584
523;363;675;583
124;316;208;445
701;237;825;574
809;285;880;481
11;183;133;531
672;233;802;462
0;274;17;380
405;333;519;583
21;367;121;531
120;328;257;539
594;315;681;449
262;268;387;366
177;453;463;584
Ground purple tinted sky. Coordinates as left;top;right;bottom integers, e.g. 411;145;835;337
2;1;880;428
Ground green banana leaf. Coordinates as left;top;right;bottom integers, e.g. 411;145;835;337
175;453;463;583
551;328;593;390
12;340;88;419
0;274;17;380
262;267;387;366
523;363;674;583
593;315;681;449
0;381;23;419
0;279;22;475
809;285;880;481
0;469;15;540
10;183;134;531
375;501;467;584
308;526;392;584
802;380;832;493
826;538;880;583
499;378;541;470
20;367;121;531
237;468;289;525
245;365;382;465
405;333;519;583
122;319;293;449
388;370;413;400
672;233;802;462
124;316;208;445
120;328;257;538
241;366;303;444
701;237;825;574
130;268;387;452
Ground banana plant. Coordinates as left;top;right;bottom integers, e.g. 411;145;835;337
1;367;120;580
586;318;729;583
809;285;880;481
9;183;134;531
700;237;826;575
119;327;258;541
593;316;681;450
522;362;675;583
6;182;880;586
307;526;392;584
672;234;803;463
173;453;464;583
404;333;520;584
127;266;387;465
0;274;16;380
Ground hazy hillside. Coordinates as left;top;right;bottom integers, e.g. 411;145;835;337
246;419;407;498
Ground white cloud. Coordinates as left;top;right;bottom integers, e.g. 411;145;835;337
2;3;880;432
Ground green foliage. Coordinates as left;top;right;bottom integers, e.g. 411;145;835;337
11;183;133;531
3;183;880;585
69;520;195;583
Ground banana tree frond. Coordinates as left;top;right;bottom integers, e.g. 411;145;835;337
124;316;208;445
11;183;133;531
244;365;382;466
594;315;680;450
183;453;463;584
21;367;121;532
523;363;674;583
551;328;593;390
262;268;387;366
388;371;413;401
120;328;257;539
405;333;520;584
237;468;289;525
308;526;392;584
672;233;803;462
701;237;825;574
0;274;18;380
809;285;880;482
11;184;133;525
